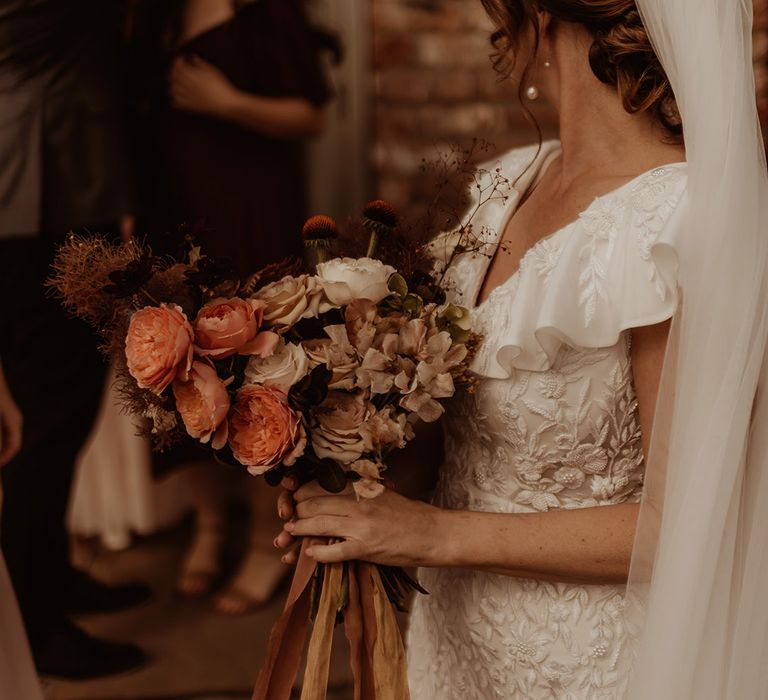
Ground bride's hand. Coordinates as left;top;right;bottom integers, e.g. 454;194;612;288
279;480;445;567
274;476;301;565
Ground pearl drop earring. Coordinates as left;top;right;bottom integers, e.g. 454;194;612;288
544;60;552;68
526;85;539;101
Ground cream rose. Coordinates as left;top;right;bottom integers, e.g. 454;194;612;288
244;340;309;393
253;274;327;328
316;257;396;306
311;391;369;464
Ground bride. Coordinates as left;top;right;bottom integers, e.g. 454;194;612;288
277;0;768;697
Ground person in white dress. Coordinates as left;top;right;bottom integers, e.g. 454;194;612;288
275;0;768;697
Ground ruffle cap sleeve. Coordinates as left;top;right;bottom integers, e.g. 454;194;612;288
472;164;688;378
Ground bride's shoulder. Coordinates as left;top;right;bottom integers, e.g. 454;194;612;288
622;161;688;212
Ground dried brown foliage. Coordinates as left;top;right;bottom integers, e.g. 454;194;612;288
47;235;144;327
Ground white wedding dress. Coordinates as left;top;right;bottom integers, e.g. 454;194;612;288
406;141;688;699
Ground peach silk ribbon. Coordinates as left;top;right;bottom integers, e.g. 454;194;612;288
252;539;410;700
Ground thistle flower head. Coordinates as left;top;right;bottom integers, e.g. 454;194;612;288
302;215;339;241
362;200;398;230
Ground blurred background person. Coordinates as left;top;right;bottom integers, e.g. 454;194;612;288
0;0;149;679
128;0;338;614
0;361;44;700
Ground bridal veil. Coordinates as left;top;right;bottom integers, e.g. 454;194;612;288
627;0;768;697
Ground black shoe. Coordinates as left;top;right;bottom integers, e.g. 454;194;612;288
62;568;152;615
34;620;149;680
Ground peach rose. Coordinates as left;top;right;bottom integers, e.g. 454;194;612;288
229;385;306;474
125;304;194;395
172;361;230;449
194;297;279;359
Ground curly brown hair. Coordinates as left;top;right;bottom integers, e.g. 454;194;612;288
481;0;682;140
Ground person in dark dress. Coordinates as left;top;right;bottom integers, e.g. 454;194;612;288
130;0;334;613
133;0;333;275
0;0;149;679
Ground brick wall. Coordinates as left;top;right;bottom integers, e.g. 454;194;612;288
371;0;557;224
372;0;768;221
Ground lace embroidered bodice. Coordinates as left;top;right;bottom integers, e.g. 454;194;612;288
406;142;687;699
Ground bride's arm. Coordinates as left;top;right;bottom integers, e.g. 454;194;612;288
279;321;669;586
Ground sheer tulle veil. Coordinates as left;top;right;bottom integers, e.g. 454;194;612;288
626;0;768;697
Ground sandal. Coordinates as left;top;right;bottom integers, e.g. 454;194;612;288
214;544;290;615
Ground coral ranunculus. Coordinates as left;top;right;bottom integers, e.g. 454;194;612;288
173;361;230;449
125;304;194;395
194;297;279;359
229;385;306;474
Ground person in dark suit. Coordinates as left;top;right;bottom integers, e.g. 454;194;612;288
0;0;149;679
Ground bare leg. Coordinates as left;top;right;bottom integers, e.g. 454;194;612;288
177;462;226;598
214;476;288;615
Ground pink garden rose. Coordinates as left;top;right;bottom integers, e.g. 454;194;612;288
172;361;230;449
194;297;279;359
125;304;194;395
229;385;306;474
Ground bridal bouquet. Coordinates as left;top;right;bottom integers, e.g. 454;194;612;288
50;200;479;700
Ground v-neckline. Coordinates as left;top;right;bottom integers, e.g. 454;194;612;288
474;146;561;307
473;146;687;309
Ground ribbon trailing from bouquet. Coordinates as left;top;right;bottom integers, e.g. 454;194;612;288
252;541;409;700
